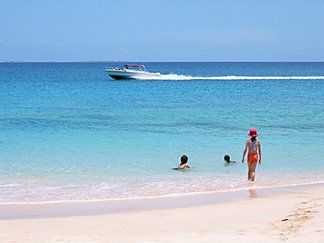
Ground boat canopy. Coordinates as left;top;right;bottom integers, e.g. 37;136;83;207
124;64;145;68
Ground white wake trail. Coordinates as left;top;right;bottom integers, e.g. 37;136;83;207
138;74;324;80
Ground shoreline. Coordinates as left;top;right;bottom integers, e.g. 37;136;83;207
1;181;324;220
0;183;323;242
2;179;324;206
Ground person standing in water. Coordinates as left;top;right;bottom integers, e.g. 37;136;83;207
242;128;262;181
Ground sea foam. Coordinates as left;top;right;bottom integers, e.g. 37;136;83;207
138;74;324;80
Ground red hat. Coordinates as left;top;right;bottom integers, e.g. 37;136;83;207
248;128;258;137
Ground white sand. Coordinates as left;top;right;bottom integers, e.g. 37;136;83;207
0;186;323;242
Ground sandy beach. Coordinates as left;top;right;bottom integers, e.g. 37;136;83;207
0;185;323;243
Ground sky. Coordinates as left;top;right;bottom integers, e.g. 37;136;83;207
0;0;323;62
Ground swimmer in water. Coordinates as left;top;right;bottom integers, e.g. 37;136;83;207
173;155;191;170
223;154;237;165
178;154;191;169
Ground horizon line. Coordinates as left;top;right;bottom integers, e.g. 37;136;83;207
1;60;324;63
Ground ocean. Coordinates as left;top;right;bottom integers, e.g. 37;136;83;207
0;62;324;203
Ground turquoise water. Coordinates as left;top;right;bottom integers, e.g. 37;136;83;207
0;62;324;203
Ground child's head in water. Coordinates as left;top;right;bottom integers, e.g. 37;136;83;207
180;155;188;164
224;154;231;163
223;154;237;165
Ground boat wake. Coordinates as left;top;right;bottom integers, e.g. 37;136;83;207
138;74;324;81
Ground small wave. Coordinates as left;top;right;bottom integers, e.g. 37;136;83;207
138;74;324;80
0;183;22;188
1;180;323;205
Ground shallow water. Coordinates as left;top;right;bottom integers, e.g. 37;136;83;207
0;62;324;203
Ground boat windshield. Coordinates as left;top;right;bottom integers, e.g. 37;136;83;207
124;64;146;71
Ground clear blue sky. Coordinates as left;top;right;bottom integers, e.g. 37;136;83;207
0;0;323;62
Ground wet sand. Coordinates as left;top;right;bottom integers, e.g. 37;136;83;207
0;184;323;242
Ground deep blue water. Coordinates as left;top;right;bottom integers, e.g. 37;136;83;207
0;62;324;202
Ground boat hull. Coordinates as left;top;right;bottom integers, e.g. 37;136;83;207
105;69;161;80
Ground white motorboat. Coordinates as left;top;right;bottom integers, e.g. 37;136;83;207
105;64;161;80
